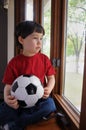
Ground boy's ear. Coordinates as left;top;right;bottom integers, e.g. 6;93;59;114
18;36;23;44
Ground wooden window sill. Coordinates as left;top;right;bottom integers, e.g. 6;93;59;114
25;117;61;130
53;94;80;129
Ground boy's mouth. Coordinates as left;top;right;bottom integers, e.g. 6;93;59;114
36;47;41;50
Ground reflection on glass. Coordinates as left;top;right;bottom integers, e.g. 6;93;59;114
25;0;33;20
42;0;51;58
64;0;86;111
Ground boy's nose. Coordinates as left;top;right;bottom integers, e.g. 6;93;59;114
37;40;41;44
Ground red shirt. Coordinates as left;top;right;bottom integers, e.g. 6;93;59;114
2;53;55;86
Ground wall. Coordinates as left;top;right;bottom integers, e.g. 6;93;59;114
8;0;14;62
0;0;14;99
0;1;7;98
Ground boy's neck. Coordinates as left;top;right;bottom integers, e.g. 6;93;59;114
22;51;37;57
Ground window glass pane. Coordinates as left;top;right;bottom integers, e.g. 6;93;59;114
25;0;33;20
63;0;86;111
42;0;51;58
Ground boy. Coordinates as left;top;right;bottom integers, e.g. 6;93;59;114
0;21;56;130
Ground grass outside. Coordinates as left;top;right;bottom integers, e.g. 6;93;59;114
64;72;83;111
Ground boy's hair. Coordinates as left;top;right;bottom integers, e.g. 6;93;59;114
15;21;45;48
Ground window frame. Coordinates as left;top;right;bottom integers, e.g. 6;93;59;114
50;0;80;129
52;0;86;130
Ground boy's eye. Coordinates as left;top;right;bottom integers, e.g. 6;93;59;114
33;37;38;39
33;37;43;40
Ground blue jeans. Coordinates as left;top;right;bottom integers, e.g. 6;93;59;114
0;97;56;130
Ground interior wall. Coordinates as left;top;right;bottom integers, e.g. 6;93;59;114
8;0;14;62
0;0;14;99
0;1;7;98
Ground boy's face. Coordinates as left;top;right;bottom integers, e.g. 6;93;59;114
19;32;43;56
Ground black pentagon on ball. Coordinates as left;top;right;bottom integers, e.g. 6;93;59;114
25;83;37;95
18;100;27;107
12;81;18;92
23;74;33;78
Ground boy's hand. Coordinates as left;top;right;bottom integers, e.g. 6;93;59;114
4;84;19;109
43;87;52;99
4;95;19;109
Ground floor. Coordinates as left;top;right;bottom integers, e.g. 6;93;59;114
25;118;62;130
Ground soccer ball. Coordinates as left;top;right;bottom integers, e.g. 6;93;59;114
11;75;44;108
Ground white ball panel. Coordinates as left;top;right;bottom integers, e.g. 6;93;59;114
14;87;27;100
36;85;44;98
25;95;38;107
18;76;31;88
30;75;41;86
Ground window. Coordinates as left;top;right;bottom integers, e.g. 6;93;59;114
63;0;86;112
41;0;51;58
25;0;33;20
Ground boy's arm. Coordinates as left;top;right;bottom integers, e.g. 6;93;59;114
43;75;55;98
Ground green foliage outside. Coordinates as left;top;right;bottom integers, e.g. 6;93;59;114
44;9;51;38
66;39;74;56
42;7;51;57
67;0;86;57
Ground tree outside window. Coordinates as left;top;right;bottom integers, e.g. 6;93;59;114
63;0;86;112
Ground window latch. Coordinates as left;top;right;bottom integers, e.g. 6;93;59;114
52;58;61;67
